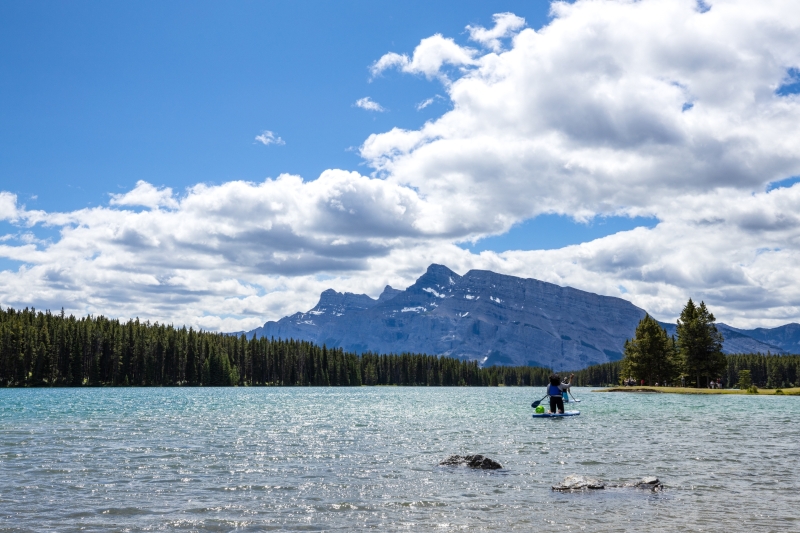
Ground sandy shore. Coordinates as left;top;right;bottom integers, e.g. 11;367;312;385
592;386;800;395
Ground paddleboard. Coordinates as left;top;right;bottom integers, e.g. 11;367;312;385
563;392;580;403
532;410;580;418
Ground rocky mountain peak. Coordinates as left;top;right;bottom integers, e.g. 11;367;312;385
247;264;797;368
409;264;460;293
378;285;402;302
313;289;377;314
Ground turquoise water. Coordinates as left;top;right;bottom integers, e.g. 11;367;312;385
1;387;798;532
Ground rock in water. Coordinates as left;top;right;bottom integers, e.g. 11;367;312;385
553;475;664;492
467;455;503;469
552;474;605;491
629;477;663;491
439;454;502;469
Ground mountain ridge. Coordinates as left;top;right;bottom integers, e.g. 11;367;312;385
247;264;800;369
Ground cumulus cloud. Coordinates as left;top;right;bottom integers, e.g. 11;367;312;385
2;0;800;332
0;171;437;330
3;181;800;331
363;0;800;235
369;53;409;78
0;192;20;222
371;35;476;81
371;13;524;81
466;12;526;52
354;97;386;112
110;181;179;210
482;184;800;328
255;130;285;146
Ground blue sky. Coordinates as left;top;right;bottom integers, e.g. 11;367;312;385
0;0;653;255
1;1;546;212
2;0;800;331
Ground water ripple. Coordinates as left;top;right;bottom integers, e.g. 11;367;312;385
1;387;798;531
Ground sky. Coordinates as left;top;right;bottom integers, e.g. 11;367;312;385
1;0;800;332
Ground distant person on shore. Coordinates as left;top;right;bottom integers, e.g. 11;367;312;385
548;373;574;414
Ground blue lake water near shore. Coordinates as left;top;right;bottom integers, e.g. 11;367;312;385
1;387;798;532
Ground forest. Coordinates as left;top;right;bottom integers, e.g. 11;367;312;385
571;353;800;388
0;307;552;387
3;306;798;389
592;298;800;388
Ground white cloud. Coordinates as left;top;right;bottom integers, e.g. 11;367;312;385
255;130;285;146
415;95;443;110
0;171;436;330
481;184;800;328
3;0;800;332
416;97;434;110
363;0;800;236
0;192;20;222
355;97;386;112
466;12;526;52
110;181;179;210
370;53;409;78
371;34;476;82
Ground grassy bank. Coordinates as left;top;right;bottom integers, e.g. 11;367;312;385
593;386;800;395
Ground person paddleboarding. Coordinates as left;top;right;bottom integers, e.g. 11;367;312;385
547;373;574;414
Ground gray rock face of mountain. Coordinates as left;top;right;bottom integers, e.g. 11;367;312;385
660;322;798;354
248;264;796;368
377;285;402;302
721;323;800;353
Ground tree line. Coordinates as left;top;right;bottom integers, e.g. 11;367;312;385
620;298;727;387
0;307;553;388
568;298;800;388
571;353;800;388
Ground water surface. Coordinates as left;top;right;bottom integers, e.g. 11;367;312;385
1;387;798;532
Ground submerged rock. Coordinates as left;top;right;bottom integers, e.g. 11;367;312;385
552;474;605;491
554;475;664;492
625;477;664;491
439;454;502;469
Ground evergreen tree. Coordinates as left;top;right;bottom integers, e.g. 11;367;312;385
622;314;679;385
676;299;725;387
10;304;798;390
737;369;752;390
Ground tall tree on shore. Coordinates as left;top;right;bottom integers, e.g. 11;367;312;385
676;299;725;387
622;314;679;385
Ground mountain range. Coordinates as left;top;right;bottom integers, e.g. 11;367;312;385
246;264;800;369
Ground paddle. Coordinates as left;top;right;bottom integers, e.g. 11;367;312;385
566;388;581;402
531;394;548;408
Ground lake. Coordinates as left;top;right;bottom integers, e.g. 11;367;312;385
1;387;798;532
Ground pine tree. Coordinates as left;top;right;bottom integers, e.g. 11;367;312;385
622;314;679;385
737;369;752;390
677;299;725;387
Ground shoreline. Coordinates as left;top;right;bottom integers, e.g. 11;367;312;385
593;386;800;395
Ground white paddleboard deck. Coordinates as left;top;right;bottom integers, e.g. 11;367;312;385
532;410;580;418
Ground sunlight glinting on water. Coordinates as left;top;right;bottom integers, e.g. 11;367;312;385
1;387;798;531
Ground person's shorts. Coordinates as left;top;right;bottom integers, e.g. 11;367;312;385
550;395;564;413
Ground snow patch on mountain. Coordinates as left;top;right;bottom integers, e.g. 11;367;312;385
247;264;798;368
